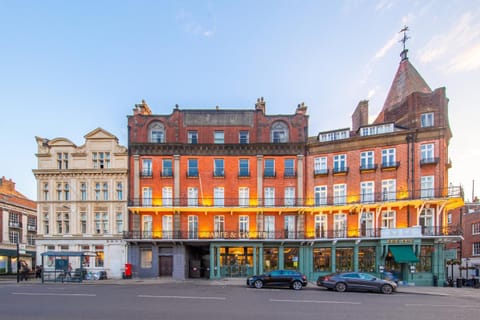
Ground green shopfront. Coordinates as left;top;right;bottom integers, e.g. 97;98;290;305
208;238;449;286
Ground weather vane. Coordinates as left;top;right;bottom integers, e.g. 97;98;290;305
399;25;410;60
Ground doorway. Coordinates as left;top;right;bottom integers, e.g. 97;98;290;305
158;256;173;276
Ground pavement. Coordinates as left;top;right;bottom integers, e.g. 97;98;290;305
2;276;480;298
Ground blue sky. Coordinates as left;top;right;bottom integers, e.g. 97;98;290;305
1;0;479;201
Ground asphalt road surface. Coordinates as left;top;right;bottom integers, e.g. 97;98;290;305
1;282;479;320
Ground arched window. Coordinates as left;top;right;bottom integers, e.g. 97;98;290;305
149;122;165;143
270;121;289;143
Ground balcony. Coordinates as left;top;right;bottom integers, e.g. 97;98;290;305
420;157;439;166
128;186;463;208
160;170;173;178
284;170;296;178
381;161;400;170
27;225;37;232
313;169;329;177
359;164;378;173
140;170;153;178
9;222;22;228
332;166;349;175
123;226;462;241
263;171;276;178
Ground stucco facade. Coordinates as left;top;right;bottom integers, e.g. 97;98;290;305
33;128;128;279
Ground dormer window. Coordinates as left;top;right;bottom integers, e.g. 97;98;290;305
149;122;165;143
421;112;434;127
271;121;289;143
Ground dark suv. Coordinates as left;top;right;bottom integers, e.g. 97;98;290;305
247;269;308;290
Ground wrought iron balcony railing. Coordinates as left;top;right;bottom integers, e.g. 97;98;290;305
128;186;463;208
123;226;462;241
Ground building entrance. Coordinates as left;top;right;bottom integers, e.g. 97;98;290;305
158;256;173;276
219;247;253;277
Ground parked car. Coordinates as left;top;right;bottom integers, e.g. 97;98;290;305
247;269;308;290
382;271;399;284
317;272;397;294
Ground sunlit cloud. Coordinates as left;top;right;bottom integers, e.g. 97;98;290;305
447;43;480;72
420;12;480;73
375;33;399;59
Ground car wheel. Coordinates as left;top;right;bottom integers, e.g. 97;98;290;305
335;282;347;292
291;281;303;290
254;279;263;289
381;284;393;294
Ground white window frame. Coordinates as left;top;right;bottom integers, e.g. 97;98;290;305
264;216;275;239
284;187;295;206
188;187;198;207
214;187;224;207
284;215;296;239
333;214;346;238
143;187;152;207
381;148;396;167
360;181;374;203
381;211;396;229
333;184;346;205
421;143;435;162
239;215;249;238
360;151;375;169
382;179;396;201
214;215;225;238
214;131;224;144
239;187;249;207
188;215;198;239
162;187;173;207
421;176;435;199
314;157;327;175
333;154;347;172
314;185;327;206
314;214;327;238
264;187;275;207
421;112;434;127
162;215;173;239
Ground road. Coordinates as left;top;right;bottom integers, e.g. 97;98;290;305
1;282;479;320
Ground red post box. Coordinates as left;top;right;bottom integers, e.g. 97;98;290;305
124;263;132;279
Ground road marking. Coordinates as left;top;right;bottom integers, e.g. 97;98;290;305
138;295;226;301
406;304;480;309
270;299;361;305
13;292;96;297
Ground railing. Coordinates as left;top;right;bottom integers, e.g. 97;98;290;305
420;157;440;165
9;222;22;228
381;161;400;169
360;164;378;171
123;226;462;240
128;186;463;208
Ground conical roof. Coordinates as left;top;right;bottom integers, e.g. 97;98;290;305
374;56;432;123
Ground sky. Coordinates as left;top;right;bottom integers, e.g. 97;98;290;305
1;0;479;201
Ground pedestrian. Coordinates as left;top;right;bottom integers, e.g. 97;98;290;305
35;265;42;279
66;263;72;279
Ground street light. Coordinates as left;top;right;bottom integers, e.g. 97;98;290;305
466;258;470;282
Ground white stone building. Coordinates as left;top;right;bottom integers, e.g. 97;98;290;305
33;128;128;279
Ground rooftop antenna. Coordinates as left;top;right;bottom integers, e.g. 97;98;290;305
399;25;410;61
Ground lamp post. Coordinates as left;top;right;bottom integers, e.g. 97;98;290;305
466;258;470;283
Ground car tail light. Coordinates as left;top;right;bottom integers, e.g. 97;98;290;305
323;276;330;281
302;275;306;280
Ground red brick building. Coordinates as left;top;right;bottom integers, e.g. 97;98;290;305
0;177;37;274
124;47;464;285
126;98;309;278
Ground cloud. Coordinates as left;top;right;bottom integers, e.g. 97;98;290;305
375;0;395;11
176;6;216;38
419;12;480;73
374;33;399;59
447;43;480;72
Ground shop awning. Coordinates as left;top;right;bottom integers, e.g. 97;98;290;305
389;245;419;263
